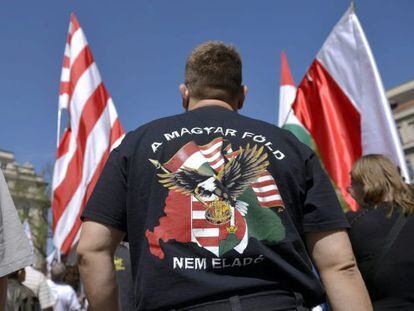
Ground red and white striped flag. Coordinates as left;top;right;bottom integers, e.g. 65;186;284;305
52;14;125;254
292;5;408;210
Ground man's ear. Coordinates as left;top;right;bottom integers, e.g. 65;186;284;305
179;84;190;110
237;85;248;110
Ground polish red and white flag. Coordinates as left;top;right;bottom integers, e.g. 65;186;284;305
292;5;408;210
52;14;125;254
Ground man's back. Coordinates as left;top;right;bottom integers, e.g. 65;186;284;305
83;106;348;310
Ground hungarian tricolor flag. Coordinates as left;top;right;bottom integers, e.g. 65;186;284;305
292;4;408;210
278;52;312;147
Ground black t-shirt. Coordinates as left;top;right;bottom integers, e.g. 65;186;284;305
83;106;349;310
347;206;414;310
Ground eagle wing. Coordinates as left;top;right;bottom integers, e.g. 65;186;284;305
157;167;213;196
218;144;269;199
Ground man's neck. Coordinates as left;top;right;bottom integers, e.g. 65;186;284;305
188;99;235;111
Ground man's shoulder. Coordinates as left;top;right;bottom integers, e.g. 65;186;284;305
124;112;187;141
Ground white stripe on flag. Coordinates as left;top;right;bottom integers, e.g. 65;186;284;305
255;175;273;183
52;136;76;190
69;28;88;66
192;211;205;219
252;184;278;193
203;151;221;163
64;43;70;58
200;141;222;155
69;63;101;133
182;152;208;170
257;194;282;203
60;68;70;82
192;228;219;237
210;158;225;169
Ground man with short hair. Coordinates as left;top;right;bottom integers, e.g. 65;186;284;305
77;41;372;310
47;263;80;311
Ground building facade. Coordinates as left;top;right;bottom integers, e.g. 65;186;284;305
0;149;49;266
388;80;414;181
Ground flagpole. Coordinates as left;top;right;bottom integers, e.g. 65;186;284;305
56;108;62;148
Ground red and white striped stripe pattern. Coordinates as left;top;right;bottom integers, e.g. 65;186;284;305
52;14;125;254
199;137;225;171
251;172;284;208
224;144;284;208
191;195;247;257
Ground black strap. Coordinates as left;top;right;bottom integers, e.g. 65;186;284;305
365;212;406;287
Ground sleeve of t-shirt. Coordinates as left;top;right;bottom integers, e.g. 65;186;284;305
81;140;130;232
302;152;350;232
0;169;35;277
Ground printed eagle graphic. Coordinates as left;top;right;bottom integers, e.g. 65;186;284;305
157;144;269;212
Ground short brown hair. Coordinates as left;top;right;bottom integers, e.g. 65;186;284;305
351;154;414;215
185;41;242;102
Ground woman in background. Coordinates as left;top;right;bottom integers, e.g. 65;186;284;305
347;154;414;310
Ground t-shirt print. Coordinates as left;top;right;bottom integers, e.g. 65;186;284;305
146;137;286;262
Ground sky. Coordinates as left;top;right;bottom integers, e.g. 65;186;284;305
1;0;414;178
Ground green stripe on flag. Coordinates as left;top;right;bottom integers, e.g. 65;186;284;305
283;123;313;148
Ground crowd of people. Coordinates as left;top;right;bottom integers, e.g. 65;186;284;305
6;263;82;310
1;41;414;310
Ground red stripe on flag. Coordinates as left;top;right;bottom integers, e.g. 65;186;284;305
110;118;124;146
63;56;70;68
60;82;71;95
70;14;81;35
199;137;223;151
69;47;94;92
259;200;285;208
191;202;207;211
66;15;81;45
56;129;71;159
251;180;276;188
202;145;222;158
53;84;110;229
192;219;217;229
293;60;362;210
255;190;280;198
208;156;224;168
60;147;111;253
163;141;200;172
281;51;295;86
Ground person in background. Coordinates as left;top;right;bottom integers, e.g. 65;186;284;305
114;242;135;311
23;264;55;310
6;268;38;311
0;168;35;309
347;154;414;310
47;262;80;311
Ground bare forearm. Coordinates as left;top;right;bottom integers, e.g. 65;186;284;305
78;251;119;311
321;265;372;311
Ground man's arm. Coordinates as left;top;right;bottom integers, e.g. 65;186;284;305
77;220;125;311
306;229;372;311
